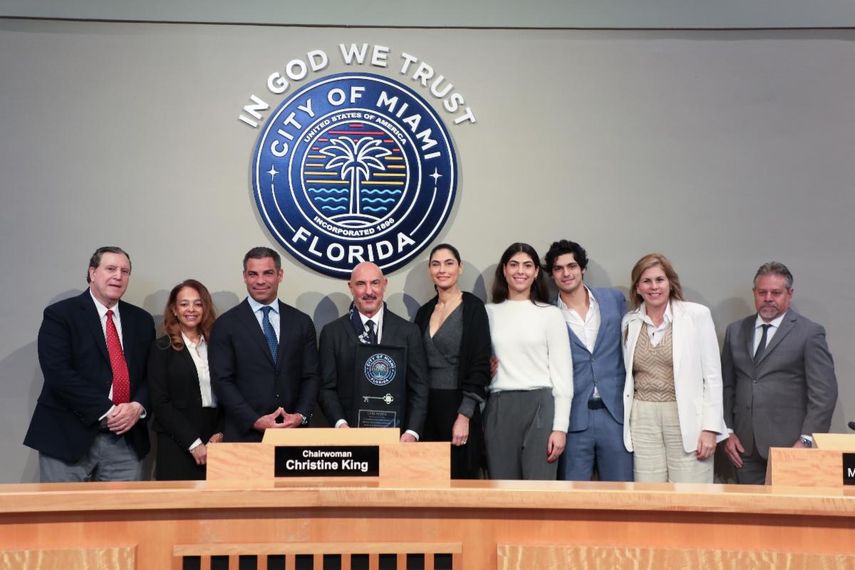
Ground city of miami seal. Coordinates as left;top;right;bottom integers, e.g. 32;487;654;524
364;353;398;387
252;72;458;278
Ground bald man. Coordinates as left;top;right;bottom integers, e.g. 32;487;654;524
318;263;428;441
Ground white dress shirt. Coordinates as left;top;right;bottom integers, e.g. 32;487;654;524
558;286;601;353
752;312;786;355
89;291;146;420
558;286;601;397
182;332;215;452
247;296;280;340
357;306;385;344
640;301;673;347
181;332;215;408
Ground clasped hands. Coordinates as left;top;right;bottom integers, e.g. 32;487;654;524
105;402;143;435
253;407;303;431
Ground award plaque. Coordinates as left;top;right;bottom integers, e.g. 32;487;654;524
354;344;406;428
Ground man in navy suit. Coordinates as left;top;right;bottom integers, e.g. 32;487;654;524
24;246;155;482
318;262;428;441
545;240;633;481
209;247;320;442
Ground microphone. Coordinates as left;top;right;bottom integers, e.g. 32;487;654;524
848;421;855;431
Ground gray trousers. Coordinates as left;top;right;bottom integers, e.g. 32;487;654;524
484;389;557;480
39;432;144;482
735;438;768;485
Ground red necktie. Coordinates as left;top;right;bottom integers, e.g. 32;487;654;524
105;309;130;404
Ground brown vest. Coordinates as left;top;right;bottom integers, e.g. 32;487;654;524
632;325;676;402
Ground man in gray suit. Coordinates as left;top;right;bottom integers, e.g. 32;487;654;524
722;261;837;484
318;262;429;441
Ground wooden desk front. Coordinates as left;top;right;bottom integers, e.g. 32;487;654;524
1;479;854;569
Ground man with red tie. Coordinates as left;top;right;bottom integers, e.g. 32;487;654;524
24;247;155;481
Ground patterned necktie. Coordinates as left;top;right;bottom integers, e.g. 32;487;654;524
365;319;378;345
105;309;130;404
754;324;771;363
261;306;279;360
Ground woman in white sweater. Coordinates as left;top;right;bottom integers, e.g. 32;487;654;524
485;242;573;480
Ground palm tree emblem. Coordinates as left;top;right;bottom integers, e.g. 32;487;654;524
320;136;392;215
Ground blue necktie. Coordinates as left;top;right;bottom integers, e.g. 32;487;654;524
261;306;278;360
365;320;377;345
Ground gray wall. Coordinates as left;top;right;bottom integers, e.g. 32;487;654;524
5;0;855;28
1;17;853;483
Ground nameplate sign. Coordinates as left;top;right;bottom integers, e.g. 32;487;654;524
274;446;380;477
844;453;855;485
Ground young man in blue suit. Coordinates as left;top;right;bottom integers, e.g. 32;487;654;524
24;246;155;482
545;240;633;481
209;247;320;442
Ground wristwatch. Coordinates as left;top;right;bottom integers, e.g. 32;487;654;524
800;436;813;448
299;413;309;426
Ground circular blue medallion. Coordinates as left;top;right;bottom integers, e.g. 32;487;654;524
252;72;458;278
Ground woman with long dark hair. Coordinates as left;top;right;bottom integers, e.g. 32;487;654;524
484;243;573;480
147;279;223;480
414;244;491;479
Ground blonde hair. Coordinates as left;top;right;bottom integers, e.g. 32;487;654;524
629;253;684;310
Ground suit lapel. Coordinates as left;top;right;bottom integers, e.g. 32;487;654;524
239;300;276;366
553;295;591;354
117;300;139;369
624;314;643;372
275;301;291;369
568;326;588;352
670;302;686;381
756;311;797;366
590;289;609;356
177;346;203;405
380;310;398;344
79;292;109;364
741;316;756;361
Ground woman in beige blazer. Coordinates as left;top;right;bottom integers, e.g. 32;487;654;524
621;254;728;483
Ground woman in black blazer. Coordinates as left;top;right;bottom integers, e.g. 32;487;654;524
414;244;492;479
147;279;223;480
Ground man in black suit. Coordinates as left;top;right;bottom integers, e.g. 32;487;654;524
24;246;155;482
722;261;838;484
318;262;429;441
209;247;320;442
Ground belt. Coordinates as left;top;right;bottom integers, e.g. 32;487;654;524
587;398;606;410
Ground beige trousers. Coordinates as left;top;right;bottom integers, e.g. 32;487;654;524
630;399;713;483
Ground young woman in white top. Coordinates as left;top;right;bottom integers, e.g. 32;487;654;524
484;242;573;480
